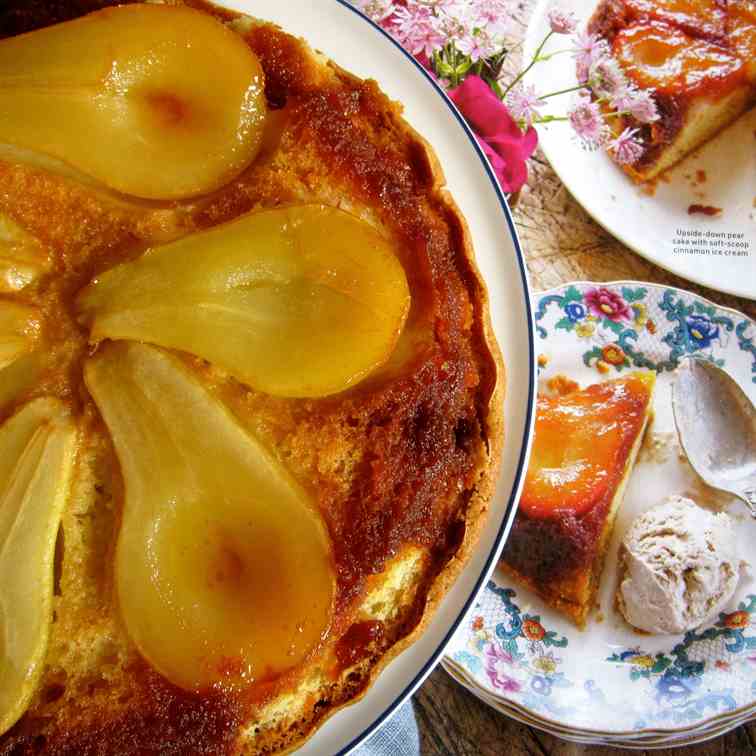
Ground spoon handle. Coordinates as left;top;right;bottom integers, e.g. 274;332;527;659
742;488;756;519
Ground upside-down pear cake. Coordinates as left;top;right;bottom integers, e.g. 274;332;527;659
502;373;654;626
0;1;504;753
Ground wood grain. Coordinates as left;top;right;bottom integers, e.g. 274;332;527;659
412;0;755;750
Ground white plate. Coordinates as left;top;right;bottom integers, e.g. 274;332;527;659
444;281;756;740
216;2;536;753
523;0;756;300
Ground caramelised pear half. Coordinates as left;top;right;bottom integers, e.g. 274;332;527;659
0;399;78;736
78;205;411;398
0;5;267;200
0;214;49;293
84;342;335;692
0;353;45;416
0;302;43;412
0;301;39;370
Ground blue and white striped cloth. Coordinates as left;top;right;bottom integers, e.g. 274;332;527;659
352;701;420;756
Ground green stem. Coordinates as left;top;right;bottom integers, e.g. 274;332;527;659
537;48;573;61
502;30;553;98
533;115;568;123
539;83;589;99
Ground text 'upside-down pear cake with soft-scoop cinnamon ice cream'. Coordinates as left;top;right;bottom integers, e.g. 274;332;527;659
0;2;504;753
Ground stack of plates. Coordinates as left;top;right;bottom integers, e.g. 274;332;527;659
444;655;755;748
443;282;756;748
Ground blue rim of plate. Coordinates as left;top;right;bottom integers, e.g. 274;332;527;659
331;2;536;754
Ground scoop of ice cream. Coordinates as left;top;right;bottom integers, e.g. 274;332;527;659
617;495;747;634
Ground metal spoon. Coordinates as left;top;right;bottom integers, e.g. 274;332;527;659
672;357;756;518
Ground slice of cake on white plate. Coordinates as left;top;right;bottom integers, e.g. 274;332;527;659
588;0;756;181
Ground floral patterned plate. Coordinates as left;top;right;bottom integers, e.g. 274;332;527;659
445;660;754;748
442;281;756;742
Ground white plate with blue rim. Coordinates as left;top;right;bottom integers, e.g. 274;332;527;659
443;280;756;745
523;0;756;300
213;1;537;753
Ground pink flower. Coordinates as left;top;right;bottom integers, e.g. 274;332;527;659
433;5;471;45
448;75;538;193
354;0;395;23
585;287;631;321
567;96;608;149
484;643;522;692
469;0;511;38
507;84;545;127
608;126;644;165
589;57;626;98
547;6;578;34
626;89;660;123
611;85;659;123
392;4;446;57
574;30;609;83
457;30;500;62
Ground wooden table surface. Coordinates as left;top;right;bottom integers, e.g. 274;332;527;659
410;0;755;751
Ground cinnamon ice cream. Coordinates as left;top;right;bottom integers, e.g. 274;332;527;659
617;496;747;634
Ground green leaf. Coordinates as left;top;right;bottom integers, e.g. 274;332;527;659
455;60;473;76
621;286;647;302
436;60;454;77
582;346;603;367
603;319;625;334
555;316;574;332
562;286;583;304
489;78;505;99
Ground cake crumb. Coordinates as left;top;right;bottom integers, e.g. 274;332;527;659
640;430;675;464
547;374;579;395
688;204;722;217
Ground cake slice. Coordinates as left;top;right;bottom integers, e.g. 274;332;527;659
501;372;655;626
588;0;756;181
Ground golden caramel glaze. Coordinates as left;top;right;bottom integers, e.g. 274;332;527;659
0;1;502;753
624;0;727;41
729;0;756;76
614;22;746;97
503;374;653;590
